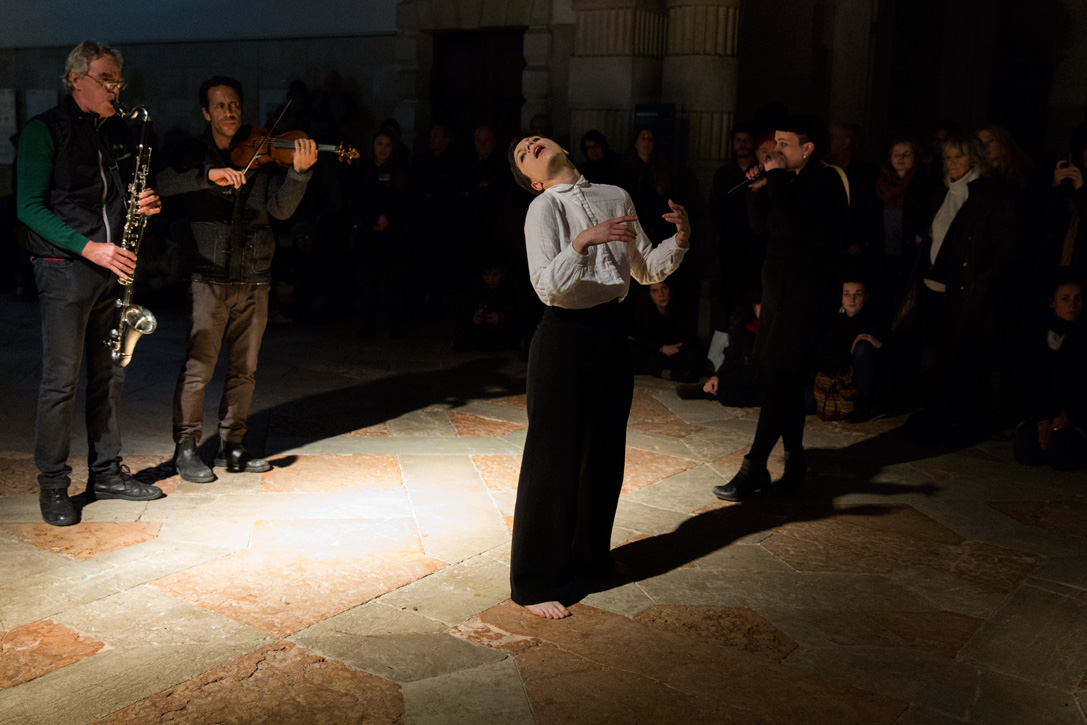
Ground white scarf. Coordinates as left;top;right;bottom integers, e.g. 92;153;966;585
930;166;980;265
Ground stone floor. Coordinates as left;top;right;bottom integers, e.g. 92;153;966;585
0;292;1085;724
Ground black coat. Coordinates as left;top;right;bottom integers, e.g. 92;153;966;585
895;174;1017;345
748;163;850;374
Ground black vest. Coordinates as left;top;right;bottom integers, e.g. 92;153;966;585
24;95;130;259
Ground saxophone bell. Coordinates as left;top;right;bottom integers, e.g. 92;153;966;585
111;305;158;368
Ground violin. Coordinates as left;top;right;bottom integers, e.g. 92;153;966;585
231;127;360;170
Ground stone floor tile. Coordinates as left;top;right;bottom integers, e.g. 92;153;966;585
970;668;1087;725
714;441;787;477
516;641;758;724
482;602;906;723
957;583;1087;689
1032;557;1087;591
472;454;521;492
447;411;527;437
0;522;160;561
622;463;725;514
259;453;402;493
625;429;713;461
0;619;105;689
400;659;534;725
154;517;255;551
54;585;274;650
0;642;263;725
0;535;69;586
140;491;413;521
757;608;907;649
621;446;699;494
489;490;517;517
491;394;526;409
612;500;691;537
296;600;448;640
632;604;797;662
886;568;1009;619
627;387;705;438
784;644;979;717
864;610;982;658
409;490;509;562
681;421;759;462
687;541;796;572
95;641;404;724
387;407;459;437
580;581;656;618
0;542;235;631
989;501;1087;539
376;555;510;625
149;550;446;636
636;570;933;612
249;518;423;555
399;454;483;489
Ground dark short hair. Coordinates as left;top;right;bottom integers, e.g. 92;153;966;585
508;139;541;195
777;114;829;163
581;129;608;155
1049;267;1084;297
199;76;244;110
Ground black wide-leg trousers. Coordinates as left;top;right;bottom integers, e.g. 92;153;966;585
510;302;634;606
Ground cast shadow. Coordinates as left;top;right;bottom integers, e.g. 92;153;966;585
581;424;986;598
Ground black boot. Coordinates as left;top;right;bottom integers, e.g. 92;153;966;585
92;466;165;501
40;489;78;527
174;439;216;483
773;450;806;494
214;442;271;473
713;456;771;501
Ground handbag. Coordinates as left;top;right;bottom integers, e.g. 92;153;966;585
813;368;857;421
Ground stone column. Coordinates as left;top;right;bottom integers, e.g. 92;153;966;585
568;0;668;155
661;0;741;187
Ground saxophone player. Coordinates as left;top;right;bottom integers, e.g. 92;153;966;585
16;40;165;527
157;76;316;483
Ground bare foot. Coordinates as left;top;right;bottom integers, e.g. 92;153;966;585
523;601;571;619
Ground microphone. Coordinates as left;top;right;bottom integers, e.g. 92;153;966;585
727;165;763;195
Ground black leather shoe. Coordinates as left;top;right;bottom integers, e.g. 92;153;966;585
92;466;165;501
40;489;79;526
713;456;771;501
772;450;806;495
174;439;216;483
214;442;271;473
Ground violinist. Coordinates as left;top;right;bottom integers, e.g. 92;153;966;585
157;75;317;483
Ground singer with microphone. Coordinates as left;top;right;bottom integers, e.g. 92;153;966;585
712;114;850;502
16;40;166;526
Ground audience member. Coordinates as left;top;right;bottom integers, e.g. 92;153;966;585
894;134;1017;436
679;293;762;407
623;127;674;244
875;138;927;302
708;126;762;329
629;281;704;383
579;130;623;187
817;277;886;422
452;259;520;352
1013;271;1086;470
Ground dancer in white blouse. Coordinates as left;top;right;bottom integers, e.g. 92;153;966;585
508;135;690;618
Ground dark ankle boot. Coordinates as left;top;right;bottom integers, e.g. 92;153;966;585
774;450;806;494
713;456;771;501
214;442;271;474
174;439;216;483
40;489;78;526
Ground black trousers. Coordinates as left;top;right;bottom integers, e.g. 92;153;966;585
510;302;634;605
33;257;126;490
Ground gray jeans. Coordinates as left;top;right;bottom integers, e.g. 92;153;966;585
34;257;125;490
173;281;269;444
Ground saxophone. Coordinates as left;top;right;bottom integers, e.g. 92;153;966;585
105;104;158;368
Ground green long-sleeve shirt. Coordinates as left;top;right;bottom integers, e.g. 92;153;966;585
16;118;92;256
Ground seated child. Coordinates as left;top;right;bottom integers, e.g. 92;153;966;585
1014;272;1086;471
816;277;886;421
452;260;520;352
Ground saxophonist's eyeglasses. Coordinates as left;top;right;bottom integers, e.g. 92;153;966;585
85;74;127;94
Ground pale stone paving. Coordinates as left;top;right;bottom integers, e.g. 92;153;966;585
0;294;1085;724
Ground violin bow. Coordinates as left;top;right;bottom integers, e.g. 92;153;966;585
239;98;293;177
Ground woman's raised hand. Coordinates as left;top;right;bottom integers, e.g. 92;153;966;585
572;215;638;255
